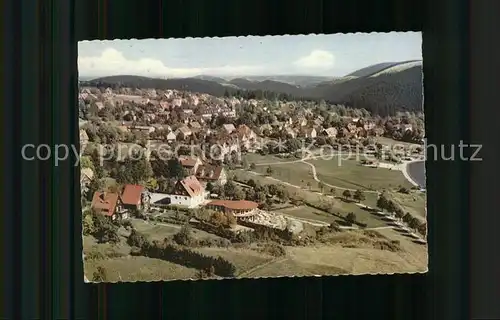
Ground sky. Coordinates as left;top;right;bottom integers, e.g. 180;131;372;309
78;32;422;79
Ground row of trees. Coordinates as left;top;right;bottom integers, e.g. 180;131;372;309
377;193;427;236
206;179;290;207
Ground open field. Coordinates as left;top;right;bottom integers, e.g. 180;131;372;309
85;256;199;282
373;228;428;268
284;243;427;275
244;153;291;164
244;153;414;191
243;230;427;277
129;218;224;241
194;247;275;276
242;257;350;278
252;161;315;185
233;169;383;226
83;235;198;281
276;204;388;228
309;158;414;190
388;190;427;220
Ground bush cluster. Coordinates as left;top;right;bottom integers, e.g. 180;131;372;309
258;243;287;257
139;240;237;277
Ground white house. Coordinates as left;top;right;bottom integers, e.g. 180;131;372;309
167;176;207;208
80;168;94;198
166;131;177;142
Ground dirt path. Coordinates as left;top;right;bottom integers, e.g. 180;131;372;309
300;159;379;194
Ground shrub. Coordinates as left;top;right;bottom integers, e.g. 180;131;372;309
235;230;254;243
122;220;133;229
346;212;357;224
373;240;401;252
92;266;108;282
328;222;341;231
127;229;149;248
85;251;105;261
198;238;231;248
258;243;287;257
173;224;195;246
398;187;410;194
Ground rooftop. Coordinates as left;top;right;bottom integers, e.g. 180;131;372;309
207;200;259;211
91;192;120;216
121;184;145;205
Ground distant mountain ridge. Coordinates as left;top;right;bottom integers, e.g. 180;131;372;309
192;74;335;88
81;60;423;115
345;60;421;78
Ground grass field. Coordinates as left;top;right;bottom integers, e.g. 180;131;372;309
85;256;199;282
234;169;378;205
309;158;414;190
194;247;274;276
242;257;349;278
388;190;427;221
83;235;198;282
233;169;336;208
276;203;387;228
244;153;290;164
129;218;224;242
245;153;413;192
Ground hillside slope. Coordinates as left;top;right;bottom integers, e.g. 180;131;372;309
228;78;302;95
82;76;238;96
307;61;423;114
237;75;334;87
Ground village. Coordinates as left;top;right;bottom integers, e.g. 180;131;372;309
80;84;428;282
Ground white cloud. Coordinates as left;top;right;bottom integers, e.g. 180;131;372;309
78;48;264;78
293;50;335;69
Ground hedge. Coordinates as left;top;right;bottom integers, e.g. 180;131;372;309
137;241;237;277
238;220;294;243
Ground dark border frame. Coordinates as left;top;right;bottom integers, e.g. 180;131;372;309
5;0;490;317
469;0;500;318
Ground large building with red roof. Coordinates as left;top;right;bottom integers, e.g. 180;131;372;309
206;200;259;216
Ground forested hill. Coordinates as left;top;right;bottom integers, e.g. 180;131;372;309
81;60;423;116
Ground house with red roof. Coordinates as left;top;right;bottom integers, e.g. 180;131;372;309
121;184;151;212
90;191;127;220
179;156;203;174
168;175;207;208
194;165;227;186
